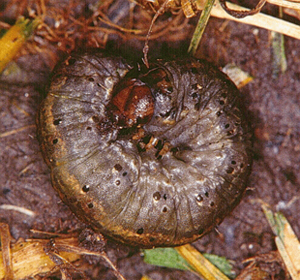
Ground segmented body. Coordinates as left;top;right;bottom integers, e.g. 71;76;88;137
37;53;252;248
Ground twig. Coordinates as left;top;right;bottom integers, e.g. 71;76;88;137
143;0;171;68
219;0;266;18
96;11;143;34
53;244;127;280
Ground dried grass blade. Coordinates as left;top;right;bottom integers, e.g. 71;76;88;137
0;224;13;280
267;0;300;9
211;1;300;40
262;204;300;280
175;244;230;280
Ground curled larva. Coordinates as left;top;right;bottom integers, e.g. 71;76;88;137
37;53;252;248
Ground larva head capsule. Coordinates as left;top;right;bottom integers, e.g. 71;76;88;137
109;77;154;128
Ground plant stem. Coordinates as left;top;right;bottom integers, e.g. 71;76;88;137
188;0;215;56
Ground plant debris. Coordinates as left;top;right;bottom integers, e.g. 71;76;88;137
0;17;39;73
1;1;300;279
0;224;126;280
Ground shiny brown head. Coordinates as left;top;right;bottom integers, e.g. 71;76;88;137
109;78;154;128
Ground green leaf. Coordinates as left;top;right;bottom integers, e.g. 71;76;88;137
142;247;193;271
143;247;235;278
203;253;236;279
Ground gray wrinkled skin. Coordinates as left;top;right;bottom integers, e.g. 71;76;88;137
37;53;252;248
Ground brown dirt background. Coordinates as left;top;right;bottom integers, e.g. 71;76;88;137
0;1;300;279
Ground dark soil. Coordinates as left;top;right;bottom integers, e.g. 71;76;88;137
1;1;300;279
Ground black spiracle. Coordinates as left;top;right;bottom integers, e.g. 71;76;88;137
37;53;252;248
